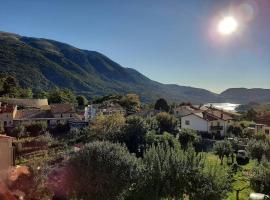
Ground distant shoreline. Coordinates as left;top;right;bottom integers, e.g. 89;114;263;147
204;103;240;112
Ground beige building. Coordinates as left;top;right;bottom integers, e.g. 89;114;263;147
0;135;15;173
254;113;270;135
0;103;17;128
13;104;77;127
0;102;78;127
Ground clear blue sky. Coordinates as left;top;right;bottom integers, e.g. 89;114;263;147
0;0;269;93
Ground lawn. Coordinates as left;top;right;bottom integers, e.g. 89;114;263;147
205;152;256;200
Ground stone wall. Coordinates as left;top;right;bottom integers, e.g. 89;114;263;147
0;98;48;108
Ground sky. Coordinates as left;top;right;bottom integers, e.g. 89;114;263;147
0;0;269;93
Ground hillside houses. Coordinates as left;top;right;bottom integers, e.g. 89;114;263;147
173;104;239;137
0;101;81;128
84;102;126;120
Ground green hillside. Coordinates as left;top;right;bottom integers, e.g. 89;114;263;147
1;31;270;104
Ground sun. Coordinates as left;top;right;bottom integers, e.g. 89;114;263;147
218;16;238;35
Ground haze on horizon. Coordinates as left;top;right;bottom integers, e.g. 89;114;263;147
0;0;269;93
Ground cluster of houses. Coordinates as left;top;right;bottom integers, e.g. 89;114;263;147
0;100;79;129
1;98;270;174
173;104;240;137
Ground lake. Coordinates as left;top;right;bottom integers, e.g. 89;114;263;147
204;103;240;112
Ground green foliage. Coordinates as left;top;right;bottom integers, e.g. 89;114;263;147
122;116;147;156
154;98;170;112
0;74;33;98
247;139;270;163
66;141;140;200
155;112;178;134
178;128;201;150
47;88;76;104
227;123;244;138
25;121;48;136
119;93;141;114
89;113;126;141
250;160;270;194
129;143;231;200
246;108;257;121
11;125;26;138
76;95;88;107
213;140;234;165
145;131;180;149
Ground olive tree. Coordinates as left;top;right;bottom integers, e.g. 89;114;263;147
213;140;233;165
65;141;140;200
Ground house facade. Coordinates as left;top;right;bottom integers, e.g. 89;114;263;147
254;113;270;135
0;103;17;128
0;102;79;128
181;107;235;136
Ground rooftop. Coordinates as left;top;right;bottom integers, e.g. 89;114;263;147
50;104;75;114
14;109;53;120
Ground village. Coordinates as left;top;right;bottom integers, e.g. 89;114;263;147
0;95;270;175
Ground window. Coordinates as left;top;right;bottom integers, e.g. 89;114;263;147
70;114;73;118
185;120;190;125
265;129;270;135
61;114;63;118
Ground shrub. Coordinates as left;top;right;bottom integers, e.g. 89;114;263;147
65;141;140;200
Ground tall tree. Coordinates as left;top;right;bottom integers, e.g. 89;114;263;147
155;112;178;134
76;95;88;107
119;93;141;114
122;116;147;156
89;113;126;141
154;98;170;112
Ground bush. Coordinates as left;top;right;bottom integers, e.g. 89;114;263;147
65;141;140;200
155;112;178;134
250;160;270;194
25;122;48;136
247;139;270;163
129;143;231;200
178;128;201;150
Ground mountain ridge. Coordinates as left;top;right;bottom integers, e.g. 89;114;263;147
0;31;269;104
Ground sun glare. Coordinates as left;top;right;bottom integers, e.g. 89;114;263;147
218;16;238;35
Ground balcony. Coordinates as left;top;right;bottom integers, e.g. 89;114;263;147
210;126;223;131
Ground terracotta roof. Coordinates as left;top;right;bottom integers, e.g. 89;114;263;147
50;104;75;114
14;109;53;120
204;108;234;121
0;104;15;114
182;112;219;122
255;113;270;127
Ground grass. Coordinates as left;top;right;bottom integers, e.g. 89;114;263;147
204;152;256;200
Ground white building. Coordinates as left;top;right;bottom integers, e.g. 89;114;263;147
84;103;125;120
181;110;234;136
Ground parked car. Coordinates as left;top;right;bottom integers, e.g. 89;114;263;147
236;150;249;165
249;193;270;200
